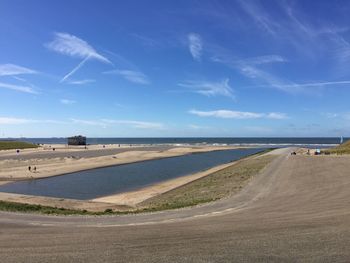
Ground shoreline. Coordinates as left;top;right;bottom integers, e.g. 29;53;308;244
92;160;241;206
93;148;277;206
0;145;242;185
0;148;276;212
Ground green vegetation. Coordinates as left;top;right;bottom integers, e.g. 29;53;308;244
140;154;276;211
322;140;350;155
0;200;128;215
0;141;39;151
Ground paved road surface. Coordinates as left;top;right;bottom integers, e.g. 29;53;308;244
1;148;350;262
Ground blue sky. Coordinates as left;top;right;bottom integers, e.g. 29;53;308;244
1;0;350;137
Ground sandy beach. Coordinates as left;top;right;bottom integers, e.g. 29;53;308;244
0;144;238;183
0;144;246;207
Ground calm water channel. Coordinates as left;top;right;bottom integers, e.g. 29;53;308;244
0;148;265;200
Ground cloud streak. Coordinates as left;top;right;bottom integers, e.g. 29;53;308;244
178;78;234;98
0;64;37;76
189;109;287;119
46;32;110;63
71;118;164;129
0;82;39;94
104;69;150;85
237;55;286;65
0;117;163;129
0;117;65;125
60;99;76;105
60;56;90;83
67;79;95;85
188;33;203;61
238;0;280;36
46;32;111;82
102;119;164;129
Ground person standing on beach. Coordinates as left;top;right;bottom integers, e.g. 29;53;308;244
33;166;36;172
28;166;31;172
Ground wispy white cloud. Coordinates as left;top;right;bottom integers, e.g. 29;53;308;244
46;32;110;63
67;79;95;85
178;78;234;98
189;109;287;119
237;55;286;65
212;51;305;94
237;65;301;93
0;82;39;94
0;64;37;76
188;33;203;61
1;117;169;128
70;118;104;126
0;117;33;125
237;0;280;35
60;56;90;83
237;0;350;67
102;119;164;129
46;32;111;82
0;117;65;125
70;118;164;129
265;112;288;120
60;99;76;105
266;80;350;89
209;45;300;93
104;69;150;85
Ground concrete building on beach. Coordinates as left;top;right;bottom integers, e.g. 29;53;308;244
67;135;86;145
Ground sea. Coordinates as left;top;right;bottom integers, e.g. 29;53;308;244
2;137;347;148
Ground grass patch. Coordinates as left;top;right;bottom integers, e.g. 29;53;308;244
0;200;90;215
322;140;350;155
140;154;276;211
0;141;39;151
0;200;132;215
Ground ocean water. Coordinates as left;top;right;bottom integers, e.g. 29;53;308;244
0;148;264;200
2;137;347;147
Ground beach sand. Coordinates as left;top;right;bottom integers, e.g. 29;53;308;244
0;144;238;182
0;144;245;211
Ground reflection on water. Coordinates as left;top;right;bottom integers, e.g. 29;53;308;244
0;148;264;200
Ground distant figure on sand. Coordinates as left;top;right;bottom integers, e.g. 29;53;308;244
28;166;31;172
33;166;37;172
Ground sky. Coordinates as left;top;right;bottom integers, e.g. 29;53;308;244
0;0;350;137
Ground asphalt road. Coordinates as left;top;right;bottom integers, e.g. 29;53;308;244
1;148;350;262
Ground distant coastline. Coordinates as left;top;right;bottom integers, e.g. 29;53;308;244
0;137;347;147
